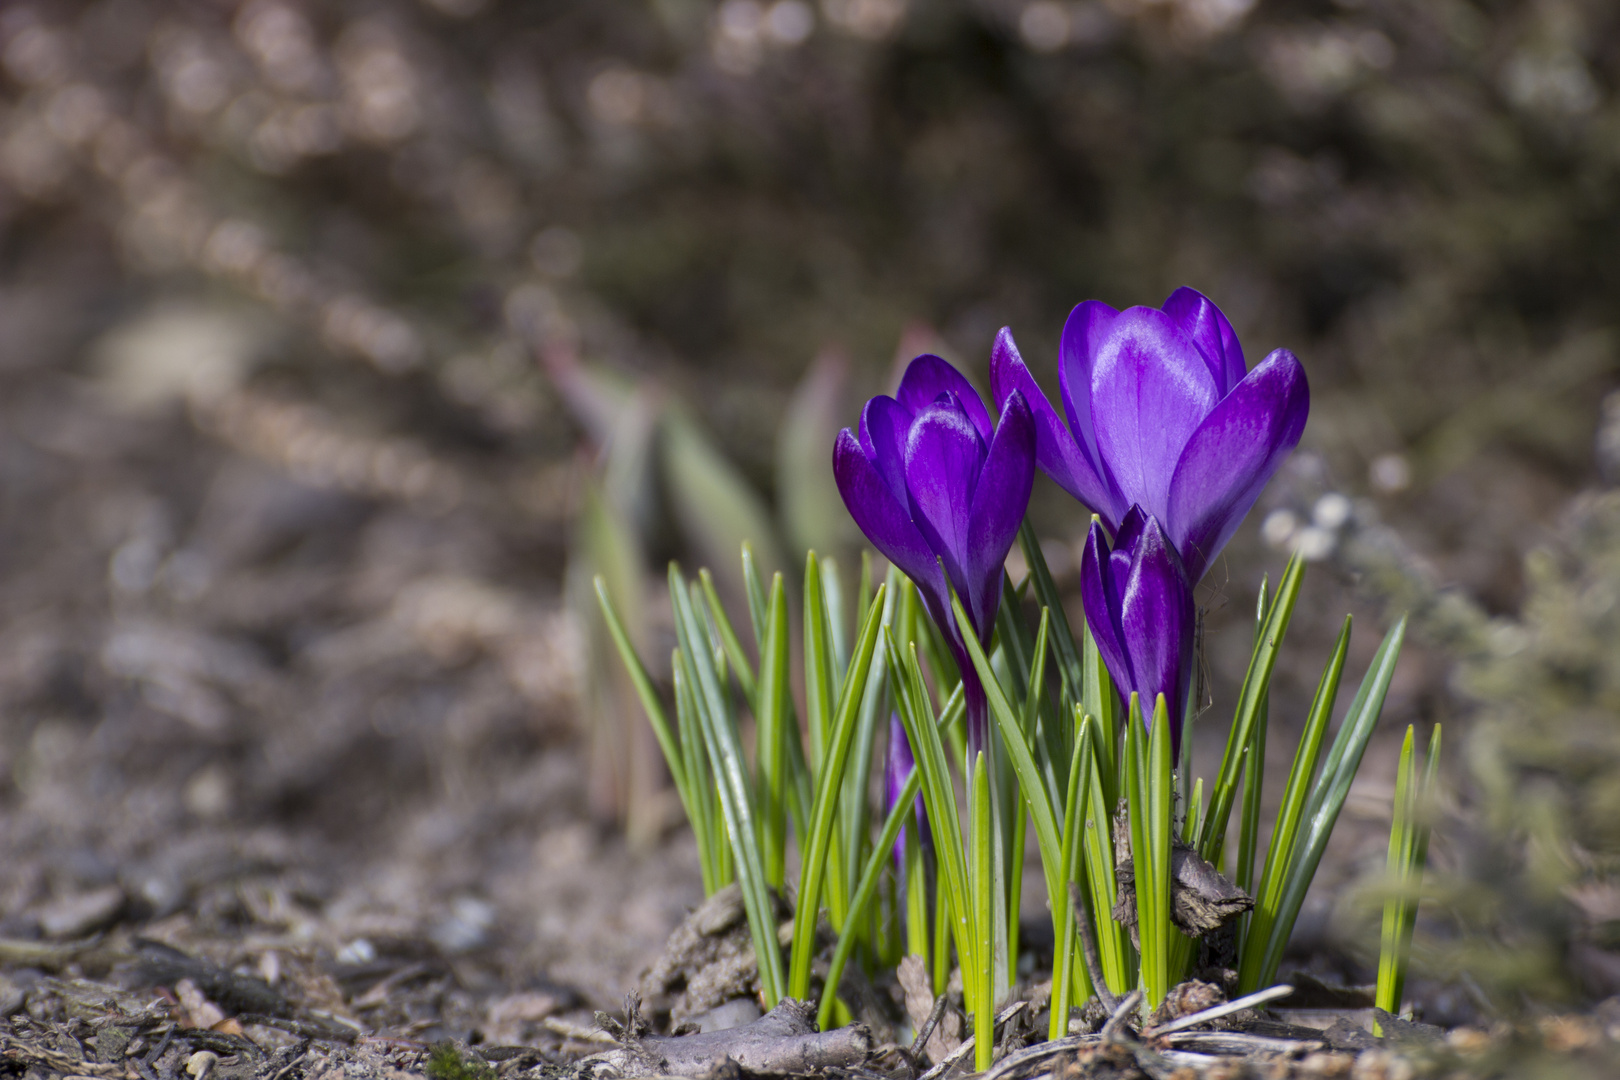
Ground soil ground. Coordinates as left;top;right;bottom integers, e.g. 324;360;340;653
0;371;706;1049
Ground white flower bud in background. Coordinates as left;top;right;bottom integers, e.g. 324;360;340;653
1370;452;1412;494
1292;525;1335;561
1261;508;1298;549
1313;492;1353;531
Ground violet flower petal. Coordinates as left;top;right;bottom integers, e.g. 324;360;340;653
885;715;930;873
839;351;1035;761
885;713;913;870
1118;514;1195;744
1058;301;1124;509
1113;504;1149;557
990;327;1122;531
833;428;945;597
897;354;994;444
1166;347;1310;581
1079;519;1132;695
1058;300;1119;452
1108;504;1147;599
964;389;1035;634
859;395;914;507
1090;307;1219;525
903;398;987;591
1164;286;1247;396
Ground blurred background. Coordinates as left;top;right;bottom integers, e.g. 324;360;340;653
2;0;1620;1044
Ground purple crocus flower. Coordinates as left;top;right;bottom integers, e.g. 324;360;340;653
990;288;1309;582
833;355;1036;754
885;714;931;875
1079;506;1195;748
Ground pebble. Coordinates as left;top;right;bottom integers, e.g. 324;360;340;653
37;885;125;939
176;978;226;1029
187;1050;219;1080
0;974;23;1017
1351;1049;1414;1080
1297;1051;1355;1077
1446;1026;1491;1054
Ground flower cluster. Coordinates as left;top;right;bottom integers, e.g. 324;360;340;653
836;288;1308;746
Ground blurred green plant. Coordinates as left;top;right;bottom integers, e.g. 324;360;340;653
560;349;841;832
1375;722;1441;1030
1333;462;1620;1010
1447;489;1620;1003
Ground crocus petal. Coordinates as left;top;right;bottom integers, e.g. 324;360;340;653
1090;307;1219;524
886;714;921;871
1118;516;1194;743
834;428;944;596
1079;520;1132;696
1058;301;1121;486
1109;504;1148;600
964;389;1035;637
897;354;993;444
903;399;986;590
1164;287;1247;396
885;714;916;804
1114;504;1148;554
990;327;1122;530
858;395;914;508
1166;348;1310;581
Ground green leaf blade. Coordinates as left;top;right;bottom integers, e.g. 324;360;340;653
669;565;786;1005
785;582;889;1000
1251;616;1408;990
970;752;995;1073
887;630;975;1002
756;572;794;889
1238;615;1350;991
818;767;922;1030
1200;553;1307;866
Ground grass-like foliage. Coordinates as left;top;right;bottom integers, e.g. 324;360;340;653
597;528;1415;1061
1376;723;1441;1030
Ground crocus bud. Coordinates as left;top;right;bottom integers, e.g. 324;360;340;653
1079;506;1195;753
834;355;1035;755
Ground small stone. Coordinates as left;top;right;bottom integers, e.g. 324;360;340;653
1446;1026;1491;1054
36;885;125;938
1298;1051;1355;1077
335;938;376;964
1351;1049;1414;1080
176;978;226;1030
431;895;495;953
186;1050;219;1080
0;973;24;1017
1539;1014;1601;1052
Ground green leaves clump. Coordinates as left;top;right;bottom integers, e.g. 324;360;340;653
597;530;1414;1037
